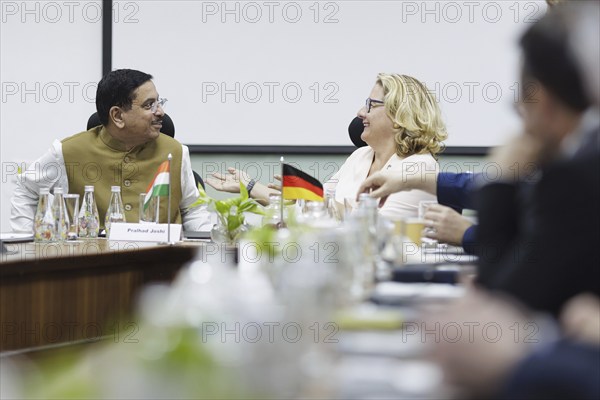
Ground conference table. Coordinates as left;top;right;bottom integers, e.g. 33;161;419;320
1;238;474;353
1;236;476;397
0;239;199;352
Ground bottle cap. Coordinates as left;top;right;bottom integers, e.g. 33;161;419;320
84;185;95;191
40;188;50;195
111;186;121;192
54;187;64;194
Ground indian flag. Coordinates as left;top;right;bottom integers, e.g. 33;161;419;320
282;163;324;201
144;160;169;210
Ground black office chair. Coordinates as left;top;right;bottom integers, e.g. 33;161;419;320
86;112;205;189
86;112;176;138
349;116;367;148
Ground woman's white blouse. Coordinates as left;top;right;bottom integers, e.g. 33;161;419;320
325;146;438;219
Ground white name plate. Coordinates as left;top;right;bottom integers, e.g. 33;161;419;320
108;223;182;242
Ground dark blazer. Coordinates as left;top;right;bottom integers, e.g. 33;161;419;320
437;172;478;253
499;340;600;400
475;128;600;315
437;172;476;211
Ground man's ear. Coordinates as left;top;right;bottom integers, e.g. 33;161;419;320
109;106;125;129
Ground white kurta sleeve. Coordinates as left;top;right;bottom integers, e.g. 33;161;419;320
10;140;69;233
179;145;214;231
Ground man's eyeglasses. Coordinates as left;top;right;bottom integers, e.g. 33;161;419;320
365;98;384;113
146;98;168;114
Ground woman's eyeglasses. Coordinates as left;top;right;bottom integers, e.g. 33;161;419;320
365;98;384;113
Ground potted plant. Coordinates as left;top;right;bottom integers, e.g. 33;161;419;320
190;183;264;244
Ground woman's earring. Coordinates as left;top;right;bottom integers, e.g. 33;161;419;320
393;123;400;129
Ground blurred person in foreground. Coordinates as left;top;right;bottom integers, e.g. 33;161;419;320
473;2;599;316
430;3;600;396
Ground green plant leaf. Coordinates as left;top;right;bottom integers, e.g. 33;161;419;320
189;183;212;208
227;213;244;232
238;200;265;215
189;181;265;238
213;200;225;214
239;181;249;201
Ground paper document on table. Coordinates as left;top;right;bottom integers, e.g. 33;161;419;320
0;233;34;243
337;330;426;358
420;252;478;264
371;282;466;306
428;245;464;254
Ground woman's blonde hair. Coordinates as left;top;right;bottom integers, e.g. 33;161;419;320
376;73;447;158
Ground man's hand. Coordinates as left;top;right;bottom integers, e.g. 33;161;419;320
356;168;438;206
423;204;474;246
560;293;600;346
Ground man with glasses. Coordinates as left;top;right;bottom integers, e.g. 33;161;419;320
474;6;598;315
10;69;211;232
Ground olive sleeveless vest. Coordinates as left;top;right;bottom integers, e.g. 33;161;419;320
62;126;183;228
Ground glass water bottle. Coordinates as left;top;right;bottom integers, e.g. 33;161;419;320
261;193;284;228
78;185;100;238
105;186;126;236
325;188;342;222
34;188;55;242
51;187;69;242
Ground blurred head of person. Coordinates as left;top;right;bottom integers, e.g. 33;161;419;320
518;6;590;149
357;73;447;159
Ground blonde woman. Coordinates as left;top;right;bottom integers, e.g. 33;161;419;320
325;73;447;219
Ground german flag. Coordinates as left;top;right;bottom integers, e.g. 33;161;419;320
282;163;324;201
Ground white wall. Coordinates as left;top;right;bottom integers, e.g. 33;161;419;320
113;0;546;147
1;0;102;231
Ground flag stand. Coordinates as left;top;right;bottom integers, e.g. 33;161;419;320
157;153;175;246
167;153;175;245
279;156;285;227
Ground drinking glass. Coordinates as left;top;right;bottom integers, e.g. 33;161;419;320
419;200;439;252
343;197;356;220
404;217;425;246
63;194;80;240
139;193;160;223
